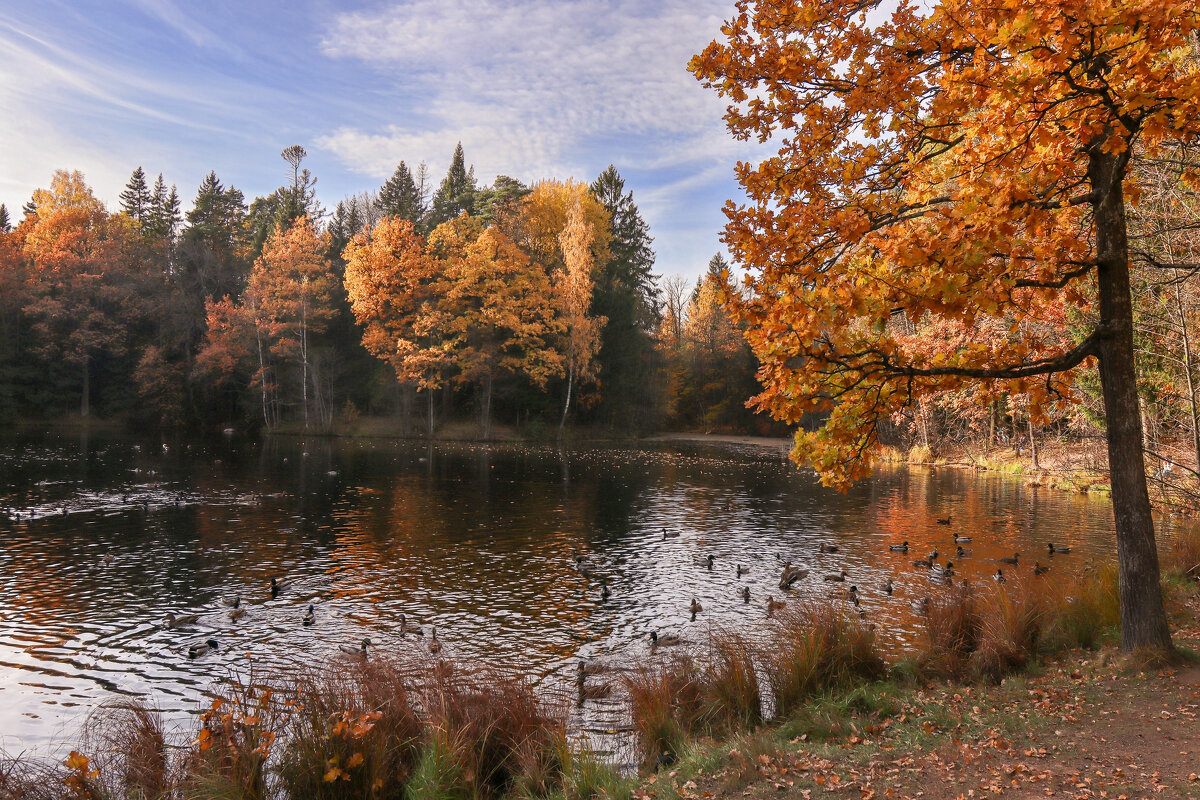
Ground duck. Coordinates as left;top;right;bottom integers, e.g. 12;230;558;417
600;580;611;601
428;628;442;654
741;586;751;603
688;598;703;615
662;528;680;539
1048;542;1071;554
934;561;955;577
649;631;681;647
779;562;809;589
926;548;939;561
913;558;934;568
888;541;910;553
188;639;219;659
765;595;787;616
1033;561;1050;576
339;638;371;658
846;584;858;597
954;535;972;543
993;569;1007;583
400;613;424;636
164;612;200;629
228;597;247;622
998;552;1020;565
956;546;968;558
823;570;848;582
702;554;715;570
819;543;839;554
936;515;952;525
882;578;894;596
270;577;290;598
736;565;750;577
302;604;316;626
910;597;931;614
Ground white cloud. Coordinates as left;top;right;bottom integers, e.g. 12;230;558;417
316;0;743;183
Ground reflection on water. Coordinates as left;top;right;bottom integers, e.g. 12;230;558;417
0;429;1182;753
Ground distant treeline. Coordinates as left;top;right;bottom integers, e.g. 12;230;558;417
0;145;780;438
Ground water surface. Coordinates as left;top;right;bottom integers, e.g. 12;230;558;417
0;429;1167;753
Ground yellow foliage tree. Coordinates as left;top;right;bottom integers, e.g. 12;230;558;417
554;199;606;436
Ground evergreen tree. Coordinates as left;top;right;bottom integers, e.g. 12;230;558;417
178;172;247;304
21;200;36;218
277;145;323;227
376;161;426;224
0;204;9;233
428;143;477;227
587;165;662;430
475;175;530;227
119;166;152;222
145;175;181;240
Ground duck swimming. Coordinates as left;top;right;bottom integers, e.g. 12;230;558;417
998;552;1020;565
228;597;247;622
888;541;909;552
270;577;290;598
765;596;786;616
429;628;442;654
188;639;219;659
164;612;200;629
302;604;315;626
649;631;681;647
688;598;703;615
741;586;751;603
1048;542;1071;554
824;570;848;582
779;563;809;589
819;543;839;554
340;638;371;658
882;578;894;596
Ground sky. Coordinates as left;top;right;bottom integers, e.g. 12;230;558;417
0;0;763;282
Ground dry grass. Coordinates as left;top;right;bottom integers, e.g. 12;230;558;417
1162;525;1200;583
622;655;704;768
415;659;567;800
698;632;762;733
761;600;885;718
275;658;423;800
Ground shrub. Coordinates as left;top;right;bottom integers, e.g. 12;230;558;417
761;600;885;718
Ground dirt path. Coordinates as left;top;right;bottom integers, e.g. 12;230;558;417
642;593;1200;800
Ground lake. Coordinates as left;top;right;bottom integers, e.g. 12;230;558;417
0;428;1174;754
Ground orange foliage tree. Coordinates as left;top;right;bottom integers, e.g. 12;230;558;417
21;171;142;417
692;0;1200;652
553;199;606;437
343;216;450;434
246;217;337;429
437;216;563;439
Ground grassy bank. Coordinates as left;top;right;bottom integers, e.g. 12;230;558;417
4;533;1198;800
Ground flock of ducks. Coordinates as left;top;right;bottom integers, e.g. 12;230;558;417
163;576;444;662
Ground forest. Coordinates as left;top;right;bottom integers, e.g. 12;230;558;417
0;145;767;438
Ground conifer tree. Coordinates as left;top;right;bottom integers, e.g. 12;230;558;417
429;143;477;227
376;161;426;225
120;166;152;222
0;204;9;233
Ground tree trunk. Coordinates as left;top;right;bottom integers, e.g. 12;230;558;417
427;386;435;439
80;356;89;418
481;374;493;441
301;306;309;430
1090;146;1174;654
1174;282;1200;483
558;367;574;441
1027;414;1039;470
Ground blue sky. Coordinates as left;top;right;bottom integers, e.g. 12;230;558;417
0;0;759;282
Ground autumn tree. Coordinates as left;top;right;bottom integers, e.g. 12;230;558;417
21;170;143;417
246;217;337;429
343;216;450;434
436;217;563;439
692;0;1200;653
554;199;606;436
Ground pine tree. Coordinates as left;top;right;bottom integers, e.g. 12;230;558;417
428;143;477;227
0;204;9;233
145;175;181;240
376;161;426;224
21;200;36;218
588;165;661;430
178;172;248;304
120;166;152;222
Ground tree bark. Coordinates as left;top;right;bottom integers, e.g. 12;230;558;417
80;356;89;418
1027;414;1039;470
481;373;493;441
558;367;574;441
1174;282;1200;483
1090;146;1174;654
